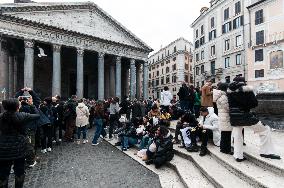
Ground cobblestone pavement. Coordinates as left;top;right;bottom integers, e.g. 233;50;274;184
8;129;161;188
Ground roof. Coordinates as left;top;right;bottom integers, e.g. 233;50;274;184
0;2;153;52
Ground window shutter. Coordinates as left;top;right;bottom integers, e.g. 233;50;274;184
241;15;244;26
214;30;216;38
233;19;236;29
260;9;263;23
209;32;212;41
222;25;225;33
229;21;232;31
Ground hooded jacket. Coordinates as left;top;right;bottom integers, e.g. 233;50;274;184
76;103;90;127
161;90;173;106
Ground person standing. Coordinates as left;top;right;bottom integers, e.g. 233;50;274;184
193;88;201;118
228;77;281;161
92;101;105;145
0;99;40;188
108;98;119;140
201;79;213;108
160;86;173;113
177;83;190;111
63;95;77;142
76;99;90;144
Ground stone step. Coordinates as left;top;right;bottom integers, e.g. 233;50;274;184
174;146;253;188
105;139;185;188
207;145;284;188
168;155;214;188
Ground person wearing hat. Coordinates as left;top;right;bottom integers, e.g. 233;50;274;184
227;76;280;161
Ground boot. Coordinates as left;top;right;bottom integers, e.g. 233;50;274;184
15;175;25;188
0;177;8;188
186;144;199;152
199;146;207;156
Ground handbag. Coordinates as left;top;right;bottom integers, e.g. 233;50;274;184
229;107;259;127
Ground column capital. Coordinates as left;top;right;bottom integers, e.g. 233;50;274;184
24;40;34;48
116;56;122;62
77;48;84;56
53;44;62;52
98;52;105;58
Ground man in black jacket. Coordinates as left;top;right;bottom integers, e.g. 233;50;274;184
63;95;77;142
177;83;189;111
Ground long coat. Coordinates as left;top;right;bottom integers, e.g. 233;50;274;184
76;103;90;127
213;89;232;131
201;84;213;107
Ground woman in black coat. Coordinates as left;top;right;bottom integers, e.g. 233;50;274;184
0;99;40;188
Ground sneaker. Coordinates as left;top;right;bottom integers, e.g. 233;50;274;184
186;145;199;152
41;149;47;154
236;157;247;162
28;161;37;168
199;147;207;156
52;140;56;143
122;147;127;151
58;139;62;142
77;140;80;145
83;140;88;144
47;147;52;152
107;138;113;141
114;142;121;146
92;143;99;146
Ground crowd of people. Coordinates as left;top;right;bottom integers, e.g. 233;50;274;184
0;76;281;188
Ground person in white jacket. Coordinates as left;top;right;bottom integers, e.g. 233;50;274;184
76;99;90;144
213;83;233;155
160;86;173;113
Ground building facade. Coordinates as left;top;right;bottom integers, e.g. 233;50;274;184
246;0;284;92
0;2;152;100
191;0;248;87
146;38;193;99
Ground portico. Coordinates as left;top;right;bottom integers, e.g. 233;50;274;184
0;2;152;100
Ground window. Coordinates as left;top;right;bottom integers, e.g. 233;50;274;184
166;75;170;83
190;65;192;71
166;67;170;73
233;16;243;29
156;71;159;76
211;61;215;75
222;22;232;33
162;54;164;59
162;69;164;74
255;49;263;61
174;46;177;53
201;25;204;35
225;57;230;68
236;54;242;65
211;17;215;28
173;57;176;61
225;39;230;51
236;35;242;47
149;73;151;79
196;29;199;38
172;64;176;71
211;45;215;56
161;62;164;66
161;77;164;85
156;79;159;86
255;9;263;25
200;36;205;46
225;76;230;83
190;76;193;83
196;67;200;75
195;40;200;49
158;56;159;61
167;50;170;55
256;30;264;45
201;50;204;60
172;74;177;83
152;80;154;87
195;53;199;61
148;81;151;87
185;75;189;82
224;8;229;21
235;1;241;15
201;65;205;73
156;64;159;68
255;69;264;78
166;60;170;64
209;30;216;41
185;64;189;70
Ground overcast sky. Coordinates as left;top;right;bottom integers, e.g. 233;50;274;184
1;0;210;53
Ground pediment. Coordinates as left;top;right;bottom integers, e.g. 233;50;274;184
1;3;152;52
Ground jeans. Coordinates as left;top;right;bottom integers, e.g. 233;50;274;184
41;124;53;149
194;105;201;118
92;119;103;144
121;136;138;149
180;100;189;111
77;126;87;140
139;135;153;150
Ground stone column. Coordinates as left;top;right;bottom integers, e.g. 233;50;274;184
136;64;141;99
8;56;14;97
110;64;115;98
130;59;136;100
115;56;122;99
52;44;61;96
143;62;149;100
76;49;84;99
125;67;130;97
105;65;110;98
13;56;18;93
0;38;9;99
98;52;105;100
24;40;34;89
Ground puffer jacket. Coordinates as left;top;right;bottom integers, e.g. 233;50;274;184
161;90;173;106
213;89;232;131
76;103;90;127
0;112;40;160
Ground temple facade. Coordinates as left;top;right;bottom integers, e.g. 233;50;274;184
0;2;152;100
